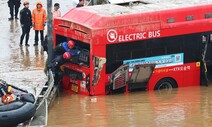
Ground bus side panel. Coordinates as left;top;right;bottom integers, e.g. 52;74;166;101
92;66;107;95
60;63;90;95
182;63;200;87
61;76;90;95
91;45;107;95
147;70;184;91
161;20;212;40
147;63;200;90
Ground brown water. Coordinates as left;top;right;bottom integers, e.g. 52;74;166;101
48;86;212;127
1;0;212;127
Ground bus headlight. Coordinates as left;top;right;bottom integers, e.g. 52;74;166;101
80;81;86;88
82;73;86;79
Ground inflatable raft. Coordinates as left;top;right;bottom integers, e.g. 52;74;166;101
0;80;36;127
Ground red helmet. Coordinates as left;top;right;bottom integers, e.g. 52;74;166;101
63;52;71;59
67;40;75;48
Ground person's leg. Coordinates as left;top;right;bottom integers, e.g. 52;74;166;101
14;4;20;19
41;35;48;52
25;26;31;46
48;55;62;74
20;27;26;46
34;30;39;46
54;69;64;85
40;30;44;42
9;5;14;20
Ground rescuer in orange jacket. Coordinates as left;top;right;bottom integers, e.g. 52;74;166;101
32;2;46;46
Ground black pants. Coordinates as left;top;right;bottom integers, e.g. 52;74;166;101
41;35;48;52
34;30;44;44
9;4;20;18
20;26;31;45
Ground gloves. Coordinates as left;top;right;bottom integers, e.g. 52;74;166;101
43;22;46;26
21;24;24;28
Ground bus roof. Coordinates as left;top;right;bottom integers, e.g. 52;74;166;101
60;0;212;30
108;0;211;5
75;0;212;16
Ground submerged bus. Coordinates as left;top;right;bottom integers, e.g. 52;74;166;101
53;0;212;95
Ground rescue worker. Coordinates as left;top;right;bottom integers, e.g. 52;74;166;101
32;2;47;46
53;3;61;18
19;1;32;46
7;0;21;20
44;40;79;75
50;52;71;71
54;40;80;57
76;0;85;7
49;52;71;84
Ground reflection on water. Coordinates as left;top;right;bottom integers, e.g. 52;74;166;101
9;20;19;33
34;46;45;69
0;3;47;96
48;86;212;127
20;46;31;67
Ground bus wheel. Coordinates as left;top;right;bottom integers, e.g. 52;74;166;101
154;78;177;90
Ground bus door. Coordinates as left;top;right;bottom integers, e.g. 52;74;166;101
127;64;155;91
202;34;212;84
107;64;155;94
110;64;129;88
201;35;212;86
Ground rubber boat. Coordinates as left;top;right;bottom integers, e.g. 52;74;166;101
0;80;36;127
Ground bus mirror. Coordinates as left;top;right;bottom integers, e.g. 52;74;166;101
210;34;212;43
202;35;207;43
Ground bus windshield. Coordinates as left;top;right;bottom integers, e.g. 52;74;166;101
55;34;90;67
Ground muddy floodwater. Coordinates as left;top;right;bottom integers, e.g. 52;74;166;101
1;0;212;127
48;86;212;127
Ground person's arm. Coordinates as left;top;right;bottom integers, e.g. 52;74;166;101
43;9;47;23
19;9;23;24
31;9;35;26
7;0;11;7
29;10;32;27
54;43;63;55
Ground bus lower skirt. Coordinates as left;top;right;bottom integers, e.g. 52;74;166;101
128;82;147;91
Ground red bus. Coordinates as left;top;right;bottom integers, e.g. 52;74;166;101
53;0;212;95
